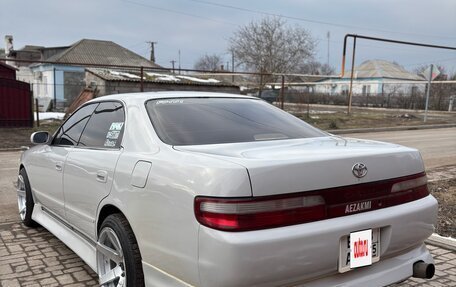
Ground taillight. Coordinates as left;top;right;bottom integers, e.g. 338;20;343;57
195;195;326;231
195;172;429;232
391;175;428;193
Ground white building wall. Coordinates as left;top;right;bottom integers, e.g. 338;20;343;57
31;70;54;111
314;79;381;95
32;70;54;99
314;79;425;95
16;67;34;84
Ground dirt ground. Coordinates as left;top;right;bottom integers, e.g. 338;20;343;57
283;103;456;130
429;178;456;238
0;121;60;149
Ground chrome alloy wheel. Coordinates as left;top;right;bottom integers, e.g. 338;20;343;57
17;174;26;221
97;227;127;287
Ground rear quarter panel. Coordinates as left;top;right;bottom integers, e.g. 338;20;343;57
102;147;251;286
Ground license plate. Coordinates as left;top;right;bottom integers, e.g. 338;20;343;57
338;228;380;273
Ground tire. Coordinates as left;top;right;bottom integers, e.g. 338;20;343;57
97;214;144;287
17;168;38;227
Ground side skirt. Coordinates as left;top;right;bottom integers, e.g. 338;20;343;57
32;203;97;272
142;261;195;287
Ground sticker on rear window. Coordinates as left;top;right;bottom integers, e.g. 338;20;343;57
109;122;124;131
156;99;184;105
106;130;120;140
104;122;124;147
104;139;117;147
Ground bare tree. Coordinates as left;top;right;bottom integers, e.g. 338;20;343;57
298;60;335;75
414;65;456;110
194;54;223;71
229;17;316;75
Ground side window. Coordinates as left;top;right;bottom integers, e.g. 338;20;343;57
52;103;98;146
78;102;125;149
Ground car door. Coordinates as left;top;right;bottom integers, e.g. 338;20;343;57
63;101;125;239
27;103;98;219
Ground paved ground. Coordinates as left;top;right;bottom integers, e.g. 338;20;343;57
1;127;455;286
0;223;454;287
345;127;456;169
0;151;21;224
0;222;98;287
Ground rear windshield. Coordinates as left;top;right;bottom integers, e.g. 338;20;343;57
146;98;325;145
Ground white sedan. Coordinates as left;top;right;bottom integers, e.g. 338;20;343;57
18;92;437;287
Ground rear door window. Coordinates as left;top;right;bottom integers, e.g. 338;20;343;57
78;102;125;149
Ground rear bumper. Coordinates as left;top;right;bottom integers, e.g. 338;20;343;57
198;195;438;287
301;243;433;287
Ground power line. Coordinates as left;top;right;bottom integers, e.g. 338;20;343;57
185;0;456;40
120;0;237;26
126;40;148;50
401;57;456;68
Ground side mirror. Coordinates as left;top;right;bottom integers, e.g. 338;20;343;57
30;131;50;144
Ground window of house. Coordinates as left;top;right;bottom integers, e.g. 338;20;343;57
41;76;48;97
362;85;371;95
341;85;349;95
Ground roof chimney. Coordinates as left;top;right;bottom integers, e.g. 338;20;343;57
5;35;13;55
4;35;15;66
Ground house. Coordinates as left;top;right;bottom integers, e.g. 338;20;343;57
85;68;240;96
6;37;239;111
313;60;425;97
28;39;161;109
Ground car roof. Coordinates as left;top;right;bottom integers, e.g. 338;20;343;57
89;91;257;105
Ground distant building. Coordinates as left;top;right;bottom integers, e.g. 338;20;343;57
29;39;161;109
86;68;240;96
314;60;425;96
4;36;240;111
5;37;160;110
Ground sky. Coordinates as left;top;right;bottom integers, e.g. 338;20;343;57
1;0;456;75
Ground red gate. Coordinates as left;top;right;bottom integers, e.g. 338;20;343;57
0;78;33;127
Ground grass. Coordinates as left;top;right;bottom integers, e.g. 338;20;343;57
429;178;456;238
0;121;61;149
287;104;456;130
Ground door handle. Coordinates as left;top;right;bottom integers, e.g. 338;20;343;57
96;170;108;183
55;162;63;171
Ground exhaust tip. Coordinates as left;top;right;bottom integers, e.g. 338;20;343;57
413;261;435;279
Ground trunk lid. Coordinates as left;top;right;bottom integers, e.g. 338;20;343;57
175;136;424;197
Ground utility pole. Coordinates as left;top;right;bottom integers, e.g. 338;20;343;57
170;60;176;74
231;51;235;83
347;37;357;115
326;31;330;66
147;41;157;62
424;64;433;123
178;50;181;75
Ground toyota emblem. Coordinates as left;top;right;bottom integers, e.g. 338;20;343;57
352;163;368;178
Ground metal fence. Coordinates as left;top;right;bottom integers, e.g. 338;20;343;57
0;78;33;127
2;58;456;115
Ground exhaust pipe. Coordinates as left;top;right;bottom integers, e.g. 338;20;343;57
413;261;435;279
